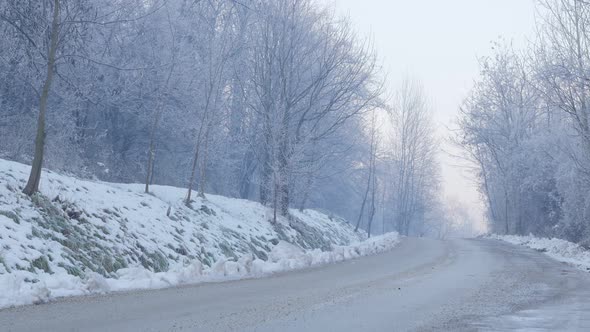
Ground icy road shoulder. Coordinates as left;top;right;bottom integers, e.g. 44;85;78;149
491;234;590;272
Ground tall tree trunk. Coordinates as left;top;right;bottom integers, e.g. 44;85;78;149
259;159;272;205
504;190;510;234
298;170;313;212
356;115;377;232
186;113;208;204
23;0;60;196
272;179;279;224
186;144;200;205
145;131;158;193
367;155;377;238
278;111;290;217
259;116;272;205
381;182;387;235
145;65;174;194
279;180;289;216
198;127;211;198
238;150;255;199
355;176;371;232
366;184;376;238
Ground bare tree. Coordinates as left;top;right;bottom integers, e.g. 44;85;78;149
145;3;177;194
246;0;381;221
22;0;61;196
458;43;543;235
1;0;157;195
184;0;239;204
387;79;438;236
355;111;378;232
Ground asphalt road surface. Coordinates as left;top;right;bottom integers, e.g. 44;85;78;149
1;237;589;331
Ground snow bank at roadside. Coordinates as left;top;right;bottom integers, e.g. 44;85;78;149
0;158;400;309
0;233;399;309
491;234;590;272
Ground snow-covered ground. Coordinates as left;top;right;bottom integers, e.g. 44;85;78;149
0;158;399;309
491;234;590;272
4;237;590;332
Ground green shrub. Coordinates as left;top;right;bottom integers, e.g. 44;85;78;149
31;256;52;274
0;210;19;224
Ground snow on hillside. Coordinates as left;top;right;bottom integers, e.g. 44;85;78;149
0;158;399;309
492;234;590;272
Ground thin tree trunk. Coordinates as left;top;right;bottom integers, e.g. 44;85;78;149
272;179;279;224
186;144;200;205
148;151;156;185
198;127;211;198
355;176;371;232
186;107;209;204
238;150;255;199
259;117;272;205
381;178;387;235
504;190;510;234
186;64;215;204
279;181;290;216
259;156;272;205
145;65;174;193
367;184;376;238
367;154;377;238
298;140;319;212
145;130;158;193
23;0;60;196
356;115;377;232
298;170;313;212
278;114;290;217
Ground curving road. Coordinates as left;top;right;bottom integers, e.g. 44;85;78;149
1;237;589;331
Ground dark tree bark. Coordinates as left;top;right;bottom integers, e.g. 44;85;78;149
23;0;60;196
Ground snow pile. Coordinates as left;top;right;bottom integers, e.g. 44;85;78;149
0;234;399;309
0;158;399;308
252;232;400;274
491;234;590;272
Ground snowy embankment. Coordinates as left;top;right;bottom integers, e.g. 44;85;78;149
0;158;399;309
491;234;590;272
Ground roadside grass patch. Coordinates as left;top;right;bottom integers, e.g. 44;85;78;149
31;256;52;274
0;210;20;224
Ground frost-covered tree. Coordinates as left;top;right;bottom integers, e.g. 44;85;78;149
457;0;590;243
243;0;381;221
0;0;402;228
385;79;440;236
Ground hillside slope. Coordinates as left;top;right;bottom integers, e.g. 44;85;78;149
0;159;399;308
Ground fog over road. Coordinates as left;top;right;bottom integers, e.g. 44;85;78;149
1;237;589;331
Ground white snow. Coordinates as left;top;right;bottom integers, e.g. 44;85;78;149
491;234;590;272
0;158;399;309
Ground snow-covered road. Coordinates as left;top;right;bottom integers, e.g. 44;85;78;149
1;237;589;331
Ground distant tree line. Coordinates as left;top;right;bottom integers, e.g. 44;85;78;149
459;0;590;245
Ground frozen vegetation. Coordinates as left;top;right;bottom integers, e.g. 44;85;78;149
0;158;399;309
0;0;446;240
2;0;590;329
457;1;590;245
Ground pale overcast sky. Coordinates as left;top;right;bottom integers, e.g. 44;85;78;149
328;0;538;228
